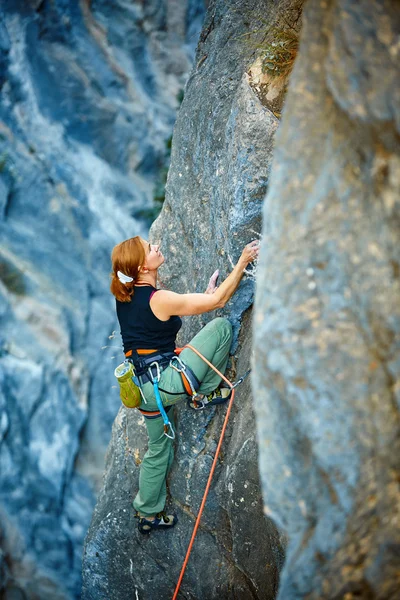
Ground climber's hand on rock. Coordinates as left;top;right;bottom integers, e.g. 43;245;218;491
239;240;260;268
205;269;219;294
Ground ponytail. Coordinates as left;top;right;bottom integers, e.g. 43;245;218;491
110;273;135;302
110;237;145;302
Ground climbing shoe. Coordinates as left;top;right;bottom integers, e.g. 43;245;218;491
188;387;232;410
136;511;178;534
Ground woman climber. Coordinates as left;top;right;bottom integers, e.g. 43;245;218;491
110;236;259;534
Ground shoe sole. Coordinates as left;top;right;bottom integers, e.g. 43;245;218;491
208;397;230;406
138;516;178;534
188;393;231;409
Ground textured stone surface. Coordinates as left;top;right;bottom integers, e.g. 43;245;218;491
83;316;285;600
0;1;203;598
82;1;305;598
253;1;400;598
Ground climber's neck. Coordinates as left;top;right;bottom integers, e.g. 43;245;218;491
136;270;158;288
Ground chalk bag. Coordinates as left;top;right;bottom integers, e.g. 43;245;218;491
114;361;142;408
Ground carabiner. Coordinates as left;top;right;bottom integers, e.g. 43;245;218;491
231;368;251;389
169;355;185;373
164;422;176;440
187;395;206;411
170;355;198;396
148;361;161;383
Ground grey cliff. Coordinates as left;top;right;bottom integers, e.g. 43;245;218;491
254;0;400;599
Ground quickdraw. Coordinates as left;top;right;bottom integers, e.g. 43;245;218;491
231;367;251;389
147;361;175;440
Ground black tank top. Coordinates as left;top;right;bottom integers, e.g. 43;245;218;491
116;285;182;354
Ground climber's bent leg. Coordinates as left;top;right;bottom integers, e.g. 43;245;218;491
137;318;233;407
180;317;233;395
132;408;175;517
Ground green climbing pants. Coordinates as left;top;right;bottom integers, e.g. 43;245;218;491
132;317;233;517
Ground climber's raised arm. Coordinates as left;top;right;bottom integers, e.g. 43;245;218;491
150;240;259;319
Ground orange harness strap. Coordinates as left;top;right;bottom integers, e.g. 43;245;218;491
125;348;184;357
180;372;194;395
139;409;161;417
125;349;159;357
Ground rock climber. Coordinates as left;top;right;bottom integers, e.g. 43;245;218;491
110;235;259;534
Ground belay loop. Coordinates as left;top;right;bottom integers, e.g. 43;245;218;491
148;361;175;440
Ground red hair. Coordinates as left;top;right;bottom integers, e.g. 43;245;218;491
110;237;145;302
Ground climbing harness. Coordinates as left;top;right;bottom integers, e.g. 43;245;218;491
171;344;251;600
122;348;199;438
119;345;250;450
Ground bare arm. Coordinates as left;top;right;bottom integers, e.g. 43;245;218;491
151;241;259;319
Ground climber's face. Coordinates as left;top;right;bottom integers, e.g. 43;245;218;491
141;238;164;272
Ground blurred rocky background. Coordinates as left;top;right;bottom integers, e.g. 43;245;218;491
0;0;205;598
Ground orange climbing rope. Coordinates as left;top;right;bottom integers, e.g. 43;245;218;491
172;343;236;600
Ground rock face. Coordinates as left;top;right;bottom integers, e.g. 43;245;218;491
0;1;203;598
253;1;400;598
82;1;304;598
